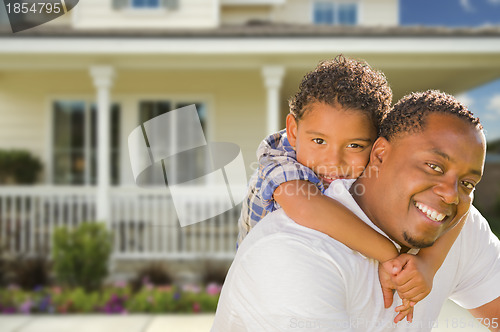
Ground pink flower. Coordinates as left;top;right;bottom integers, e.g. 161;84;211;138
156;285;173;292
114;280;127;288
182;284;201;294
193;302;201;313
51;286;62;295
7;284;19;291
19;300;32;314
206;283;222;296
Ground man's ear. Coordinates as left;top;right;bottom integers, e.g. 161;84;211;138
370;137;390;166
286;114;298;147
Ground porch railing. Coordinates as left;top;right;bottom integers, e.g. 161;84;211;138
0;186;240;260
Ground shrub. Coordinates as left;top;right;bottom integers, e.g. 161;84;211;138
125;284;219;313
0;149;42;184
0;283;221;314
11;254;52;290
130;263;173;293
201;261;229;286
50;287;102;313
0;245;7;288
52;222;112;292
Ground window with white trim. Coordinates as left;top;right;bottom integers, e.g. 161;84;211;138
313;1;358;25
52;101;121;185
112;0;179;10
138;100;208;186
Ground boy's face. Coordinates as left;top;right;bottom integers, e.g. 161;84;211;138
286;102;377;188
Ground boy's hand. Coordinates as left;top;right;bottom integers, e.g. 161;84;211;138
394;299;414;323
378;261;414;323
390;253;433;303
378;260;397;308
380;254;435;324
378;260;415;324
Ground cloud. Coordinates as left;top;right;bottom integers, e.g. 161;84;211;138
487;0;500;5
459;0;474;11
456;93;474;108
485;94;500;120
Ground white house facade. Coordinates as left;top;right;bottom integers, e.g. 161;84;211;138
0;0;499;263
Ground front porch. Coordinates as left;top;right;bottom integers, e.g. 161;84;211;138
0;186;239;261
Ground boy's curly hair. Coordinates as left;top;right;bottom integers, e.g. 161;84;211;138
289;55;392;128
380;90;482;141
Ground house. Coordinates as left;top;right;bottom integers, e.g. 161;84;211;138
0;0;499;268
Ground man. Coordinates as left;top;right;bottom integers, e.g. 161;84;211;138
211;90;500;331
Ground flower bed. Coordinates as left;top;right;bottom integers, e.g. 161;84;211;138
0;282;221;314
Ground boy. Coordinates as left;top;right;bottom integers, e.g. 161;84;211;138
237;56;464;322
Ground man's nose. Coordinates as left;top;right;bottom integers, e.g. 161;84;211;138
433;177;459;205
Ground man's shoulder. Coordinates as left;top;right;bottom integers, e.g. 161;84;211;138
462;205;495;236
447;205;500;262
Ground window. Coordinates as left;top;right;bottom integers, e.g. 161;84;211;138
52;101;121;185
112;0;178;10
131;0;160;8
313;1;358;25
338;3;357;25
138;100;208;186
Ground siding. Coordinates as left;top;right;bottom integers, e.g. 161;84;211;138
221;6;271;25
272;0;312;25
0;68;267;184
221;0;399;27
361;0;398;26
0;70;94;182
73;0;218;29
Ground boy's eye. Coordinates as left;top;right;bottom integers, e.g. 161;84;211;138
427;163;443;173
312;138;326;145
462;181;475;190
347;143;363;149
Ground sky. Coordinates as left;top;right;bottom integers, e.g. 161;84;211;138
401;0;500;27
401;0;500;142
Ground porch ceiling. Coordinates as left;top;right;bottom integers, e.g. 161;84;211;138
0;36;499;100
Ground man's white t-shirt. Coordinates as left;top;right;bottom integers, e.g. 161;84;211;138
212;179;500;331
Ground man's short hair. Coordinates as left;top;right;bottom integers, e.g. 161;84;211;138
379;90;483;141
289;55;393;128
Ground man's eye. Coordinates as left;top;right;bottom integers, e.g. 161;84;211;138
312;138;326;145
427;163;443;173
462;181;475;190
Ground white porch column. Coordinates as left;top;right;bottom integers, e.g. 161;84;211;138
90;66;115;223
262;66;285;135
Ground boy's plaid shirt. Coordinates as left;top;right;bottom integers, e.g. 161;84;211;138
237;129;325;246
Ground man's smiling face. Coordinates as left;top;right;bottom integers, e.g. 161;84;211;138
357;113;486;250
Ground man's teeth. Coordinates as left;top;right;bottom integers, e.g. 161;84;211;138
415;202;446;222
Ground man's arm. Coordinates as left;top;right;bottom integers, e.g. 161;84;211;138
469;297;500;332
